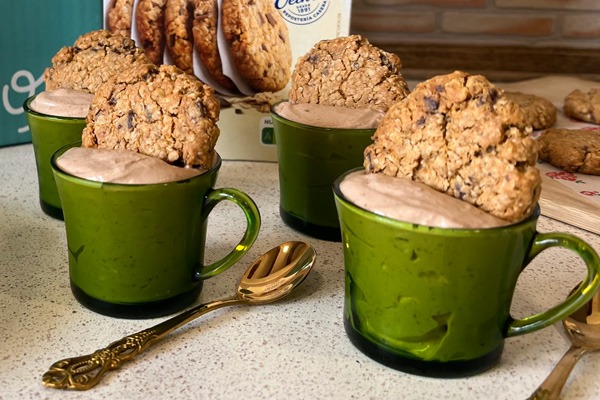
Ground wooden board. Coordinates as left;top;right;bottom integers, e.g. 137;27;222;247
540;174;600;234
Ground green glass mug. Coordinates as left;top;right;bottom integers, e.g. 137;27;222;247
333;169;600;377
51;143;261;319
23;95;87;220
271;101;374;242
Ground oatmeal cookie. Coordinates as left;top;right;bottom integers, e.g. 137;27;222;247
165;0;194;74
364;70;541;222
538;128;600;175
82;63;220;168
288;35;410;112
44;29;150;94
107;0;134;37
192;0;236;92
563;88;600;125
221;0;291;92
503;91;556;130
136;0;167;64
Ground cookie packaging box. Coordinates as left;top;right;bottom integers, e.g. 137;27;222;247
0;1;102;147
101;0;352;161
2;0;351;159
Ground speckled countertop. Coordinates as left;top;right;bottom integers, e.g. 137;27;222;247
1;143;600;400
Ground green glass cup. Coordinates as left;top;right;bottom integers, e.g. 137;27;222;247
51;143;261;319
271;102;374;242
23;95;87;220
333;169;600;377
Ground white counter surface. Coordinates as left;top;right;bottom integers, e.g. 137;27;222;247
1;143;600;400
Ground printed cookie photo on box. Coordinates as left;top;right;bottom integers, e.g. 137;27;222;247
102;0;352;161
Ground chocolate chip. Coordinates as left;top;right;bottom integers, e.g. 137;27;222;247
265;13;276;26
454;181;467;200
126;111;134;130
380;55;393;70
515;161;527;172
196;101;207;117
489;88;499;103
308;54;319;64
424;97;438;112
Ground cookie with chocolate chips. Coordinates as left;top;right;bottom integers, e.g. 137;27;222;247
221;0;291;92
288;35;410;112
107;0;134;37
364;70;541;222
165;0;195;74
82;63;220;168
44;29;151;94
503;91;556;130
538;128;600;175
192;0;237;92
563;88;600;125
136;0;168;64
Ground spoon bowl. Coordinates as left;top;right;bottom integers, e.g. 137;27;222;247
238;241;315;303
42;241;316;391
529;285;600;399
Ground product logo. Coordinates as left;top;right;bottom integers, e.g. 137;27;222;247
2;70;43;133
275;0;329;25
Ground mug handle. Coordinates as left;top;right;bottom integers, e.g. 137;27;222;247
194;188;261;280
506;232;600;337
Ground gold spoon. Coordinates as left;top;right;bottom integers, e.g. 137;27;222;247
42;241;316;391
529;286;600;399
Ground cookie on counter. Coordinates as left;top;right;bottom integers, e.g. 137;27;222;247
44;29;151;94
192;0;237;92
165;0;195;74
107;0;134;37
503;91;556;130
538;128;600;175
82;63;220;168
288;35;410;112
364;70;541;222
136;0;167;65
563;88;600;125
221;0;291;92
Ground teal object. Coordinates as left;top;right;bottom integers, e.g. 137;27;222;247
0;0;101;147
333;169;600;377
52;144;262;319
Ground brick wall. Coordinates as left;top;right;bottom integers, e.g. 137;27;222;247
349;0;600;80
351;0;600;48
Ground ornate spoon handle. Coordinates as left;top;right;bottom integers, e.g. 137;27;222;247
42;297;241;391
528;345;588;400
